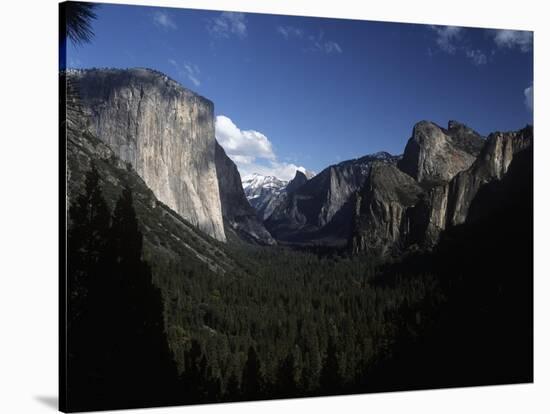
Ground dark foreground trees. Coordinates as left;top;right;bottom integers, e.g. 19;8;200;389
67;166;179;411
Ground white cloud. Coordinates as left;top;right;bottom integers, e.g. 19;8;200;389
524;84;533;112
153;11;177;30
324;41;343;54
207;12;247;39
308;32;343;55
169;59;201;87
465;49;488;65
277;26;303;39
216;115;309;181
277;27;342;55
430;25;463;54
216;115;275;161
494;30;533;52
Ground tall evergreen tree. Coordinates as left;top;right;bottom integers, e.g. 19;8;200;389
103;186;179;407
276;352;298;398
67;164;111;407
67;182;179;410
242;346;263;400
319;336;342;395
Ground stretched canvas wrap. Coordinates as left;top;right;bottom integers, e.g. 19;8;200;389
59;1;534;412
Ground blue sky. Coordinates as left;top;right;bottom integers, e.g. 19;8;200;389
65;3;533;180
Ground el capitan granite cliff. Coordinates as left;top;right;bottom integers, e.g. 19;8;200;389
72;68;226;241
71;67;273;245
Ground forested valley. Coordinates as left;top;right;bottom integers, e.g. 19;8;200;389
66;148;532;410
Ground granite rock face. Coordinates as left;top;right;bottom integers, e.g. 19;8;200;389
266;152;399;245
285;170;308;194
351;122;533;256
444;126;533;227
215;142;275;245
398;121;483;185
72;68;226;241
350;162;424;256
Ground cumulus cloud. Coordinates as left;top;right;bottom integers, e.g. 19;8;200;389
430;25;463;54
524;84;533;112
277;26;342;55
465;49;488;65
207;12;247;38
169;59;201;87
216;115;309;181
153;11;177;30
216;116;275;161
494;30;533;52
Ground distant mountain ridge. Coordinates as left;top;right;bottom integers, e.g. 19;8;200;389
264;152;401;245
248;120;532;255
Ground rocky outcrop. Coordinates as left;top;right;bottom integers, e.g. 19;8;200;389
285;170;308;194
350;162;424;256
445;126;533;226
266;152;399;245
398;121;483;185
215;142;275;245
351;122;533;256
72;68;226;241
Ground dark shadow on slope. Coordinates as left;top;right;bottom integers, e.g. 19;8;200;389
361;147;533;392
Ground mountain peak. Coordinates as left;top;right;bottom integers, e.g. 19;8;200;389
286;170;309;194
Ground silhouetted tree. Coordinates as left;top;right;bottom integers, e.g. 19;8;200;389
67;164;111;407
242;346;263;400
319;336;341;395
59;2;98;131
104;186;179;406
64;2;98;45
276;352;298;398
67;183;179;410
224;370;241;402
180;340;204;403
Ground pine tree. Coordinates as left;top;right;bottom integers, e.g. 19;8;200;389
242;346;263;400
67;182;179;410
276;352;298;398
66;164;111;407
319;336;342;395
104;186;179;406
224;370;241;402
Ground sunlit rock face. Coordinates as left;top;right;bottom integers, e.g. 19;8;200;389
398;120;483;185
72;68;226;241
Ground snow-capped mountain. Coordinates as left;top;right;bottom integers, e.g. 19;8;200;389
242;174;288;219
